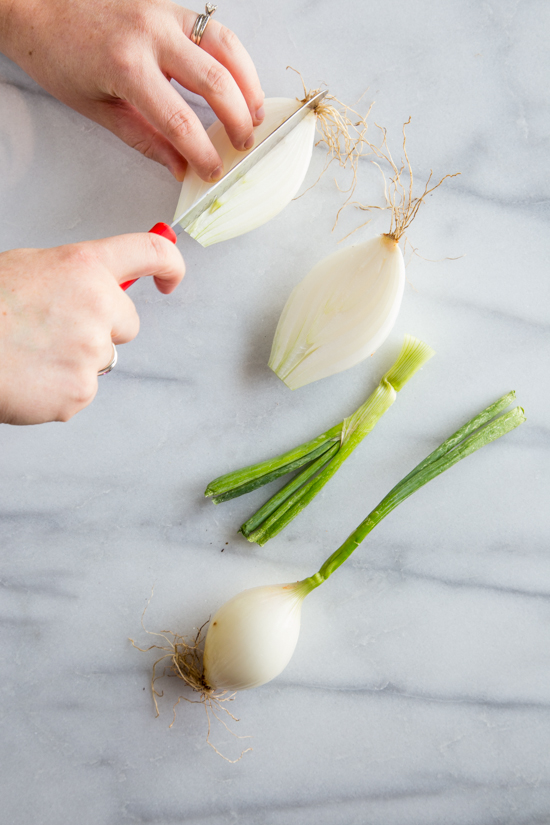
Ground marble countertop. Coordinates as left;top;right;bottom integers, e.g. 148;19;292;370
1;1;549;822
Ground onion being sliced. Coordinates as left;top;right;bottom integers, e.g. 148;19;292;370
173;98;316;247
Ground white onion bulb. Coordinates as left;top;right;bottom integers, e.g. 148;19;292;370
203;582;307;691
269;234;406;389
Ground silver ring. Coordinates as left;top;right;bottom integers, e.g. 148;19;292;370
191;3;217;46
97;343;118;376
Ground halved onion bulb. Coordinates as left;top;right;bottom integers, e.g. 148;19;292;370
173;98;316;247
269;234;406;389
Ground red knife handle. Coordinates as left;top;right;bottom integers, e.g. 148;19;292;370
120;222;178;291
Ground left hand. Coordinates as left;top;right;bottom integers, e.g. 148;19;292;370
0;0;265;181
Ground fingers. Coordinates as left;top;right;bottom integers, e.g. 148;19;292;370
185;18;265;127
129;68;225;181
72;232;185;383
88;99;188;182
109;293;140;346
89;232;186;295
162;36;258;153
96;340;118;374
120;13;265;181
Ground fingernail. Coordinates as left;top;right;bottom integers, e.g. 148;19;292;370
243;134;255;150
255;105;265;121
210;164;224;181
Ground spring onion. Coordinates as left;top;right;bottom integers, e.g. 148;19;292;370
206;335;434;545
135;392;524;714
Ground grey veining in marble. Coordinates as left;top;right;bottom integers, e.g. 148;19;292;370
1;1;549;823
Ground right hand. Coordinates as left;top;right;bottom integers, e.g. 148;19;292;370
0;233;185;425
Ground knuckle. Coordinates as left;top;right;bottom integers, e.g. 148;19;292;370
204;63;231;97
56;373;97;420
70;373;98;408
218;25;241;55
140;235;184;290
110;45;136;80
62;243;97;271
164;108;194;142
147;230;171;263
128;9;151;35
85;288;113;321
66;330;102;364
85;330;108;360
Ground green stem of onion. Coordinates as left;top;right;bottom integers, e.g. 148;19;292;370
244;336;435;545
241;441;340;536
205;424;342;504
205;336;433;514
300;398;525;593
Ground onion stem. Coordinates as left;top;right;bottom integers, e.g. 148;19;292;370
205;423;342;504
241;441;341;535
301;394;525;593
205;335;435;543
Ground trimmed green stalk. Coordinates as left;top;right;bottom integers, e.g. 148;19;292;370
242;335;434;544
205;335;435;544
241;441;341;534
241;389;393;543
206;429;341;504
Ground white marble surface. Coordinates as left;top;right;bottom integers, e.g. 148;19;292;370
1;0;549;822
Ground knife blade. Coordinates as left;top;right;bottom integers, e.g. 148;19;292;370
120;89;327;291
171;89;327;233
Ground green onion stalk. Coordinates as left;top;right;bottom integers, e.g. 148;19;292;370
205;335;435;545
199;392;525;695
134;391;524;755
300;391;523;591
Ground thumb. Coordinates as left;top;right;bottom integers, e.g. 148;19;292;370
88;232;186;294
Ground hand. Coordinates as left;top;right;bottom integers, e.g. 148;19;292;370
0;0;265;181
0;233;185;425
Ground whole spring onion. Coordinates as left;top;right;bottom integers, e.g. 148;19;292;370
269;123;459;389
135;392;524;714
173;93;368;247
206;335;434;545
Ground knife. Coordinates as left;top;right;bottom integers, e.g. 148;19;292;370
120;89;328;291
